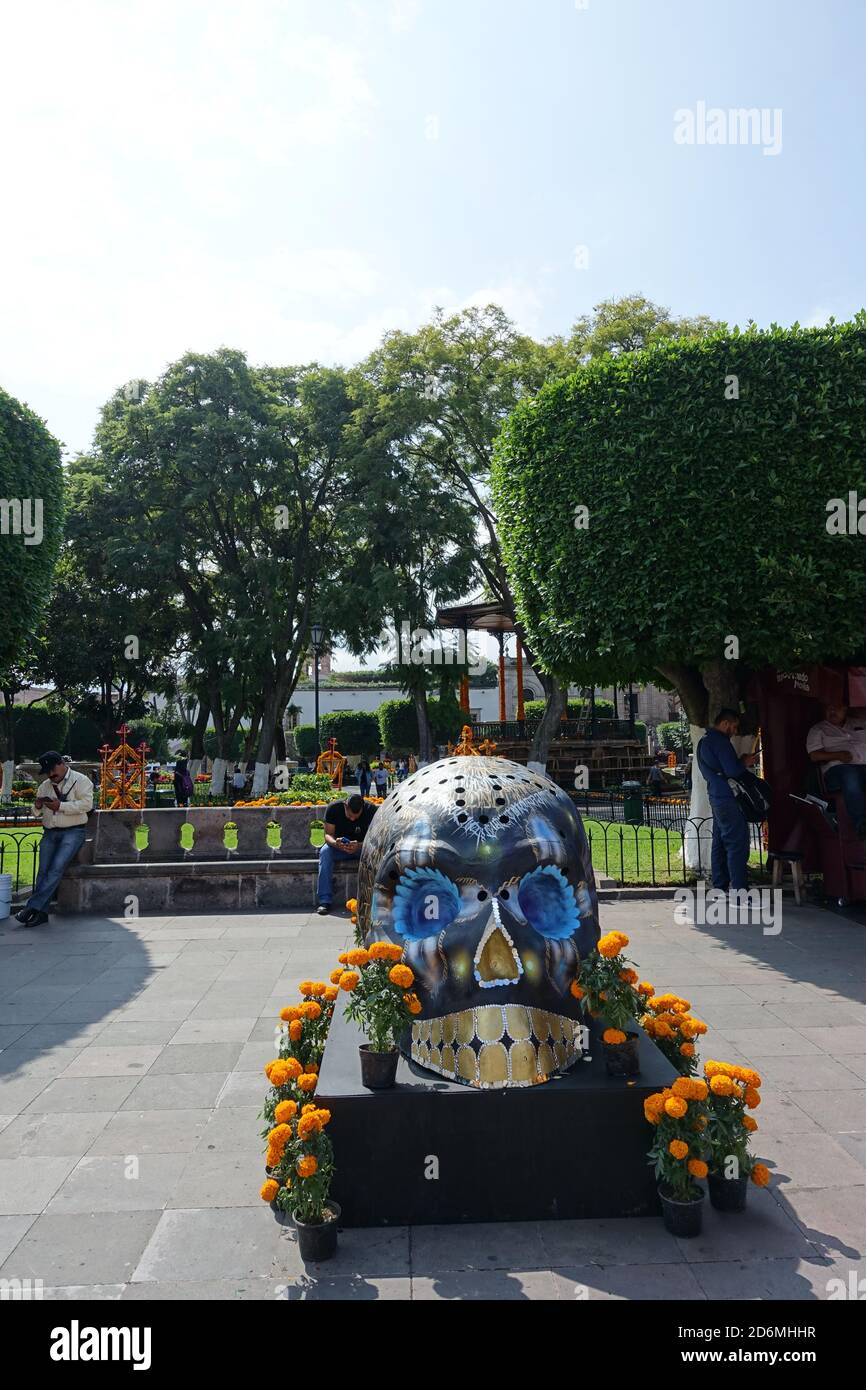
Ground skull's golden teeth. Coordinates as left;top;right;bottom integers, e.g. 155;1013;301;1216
509;1038;537;1083
408;1007;583;1088
479;1042;509;1085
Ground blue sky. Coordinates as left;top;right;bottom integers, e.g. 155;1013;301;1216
1;0;863;464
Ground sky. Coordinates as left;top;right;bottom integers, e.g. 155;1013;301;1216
2;0;864;665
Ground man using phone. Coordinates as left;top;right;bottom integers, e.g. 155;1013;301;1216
807;702;866;837
697;709;759;892
316;793;377;916
15;751;94;927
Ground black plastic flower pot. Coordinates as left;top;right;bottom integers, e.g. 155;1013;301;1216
659;1184;704;1237
294;1201;341;1262
602;1031;641;1078
359;1044;399;1090
708;1170;749;1213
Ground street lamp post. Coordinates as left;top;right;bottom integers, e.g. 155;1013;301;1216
311;621;324;755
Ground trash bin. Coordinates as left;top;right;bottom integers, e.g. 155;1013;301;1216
622;780;643;826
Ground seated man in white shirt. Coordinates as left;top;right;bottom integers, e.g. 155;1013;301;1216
806;703;866;837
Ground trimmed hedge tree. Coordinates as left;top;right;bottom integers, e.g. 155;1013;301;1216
11;704;69;758
0;386;64;671
493;319;866;723
321;710;380;758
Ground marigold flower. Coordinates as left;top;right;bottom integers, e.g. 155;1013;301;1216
345;899;358;913
297;1155;318;1179
346;948;370;967
297;1112;323;1140
337;952;350;965
669;1139;689;1159
673;1077;708;1101
298;981;315;997
389;963;415;989
750;1162;770;1187
680;1043;695;1058
324;986;338;1002
619;968;638;984
638;981;654;995
297;1073;317;1093
315;1108;331;1126
260;1179;279;1202
744;1087;761;1109
710;1074;736;1096
603;1028;627;1045
274;1100;297;1124
329;969;344;985
339;970;360;992
403;992;422;1015
302;1103;318;1114
688;1159;708;1179
300;1000;322;1021
654;1020;673;1039
665;1097;688;1119
266;1060;291;1088
597;933;625;958
287;1019;302;1042
569;981;585;1000
743;1115;758;1133
280;1006;301;1023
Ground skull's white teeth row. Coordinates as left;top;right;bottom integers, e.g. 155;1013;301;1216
410;1005;583;1088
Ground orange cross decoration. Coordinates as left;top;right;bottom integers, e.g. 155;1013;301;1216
316;737;347;790
99;725;149;809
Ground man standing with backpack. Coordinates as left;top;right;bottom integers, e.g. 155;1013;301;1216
15;752;93;927
696;709;759;893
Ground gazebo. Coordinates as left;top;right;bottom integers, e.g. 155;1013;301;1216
434;599;526;724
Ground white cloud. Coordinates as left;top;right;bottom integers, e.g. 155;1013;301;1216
390;0;424;32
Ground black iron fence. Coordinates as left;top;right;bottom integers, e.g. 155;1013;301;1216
473;718;640;742
0;828;43;893
581;814;768;887
572;790;692;832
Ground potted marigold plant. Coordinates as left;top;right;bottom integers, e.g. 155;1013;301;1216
645;1075;710;1236
704;1060;769;1211
578;931;644;1076
261;1102;338;1261
336;941;421;1089
640;991;708;1077
260;980;337;1171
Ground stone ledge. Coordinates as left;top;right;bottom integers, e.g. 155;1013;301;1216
57;857;357;915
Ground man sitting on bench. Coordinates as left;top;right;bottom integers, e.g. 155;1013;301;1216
806;702;866;838
316;793;377;916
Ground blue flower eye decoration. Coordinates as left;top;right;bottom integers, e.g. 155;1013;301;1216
517;865;581;941
392;867;462;941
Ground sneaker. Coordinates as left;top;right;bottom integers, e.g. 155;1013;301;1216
19;910;49;928
317;904;331;916
14;908;37;925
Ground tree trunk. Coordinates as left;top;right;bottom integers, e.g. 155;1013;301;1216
0;690;15;801
528;674;567;775
243;711;262;764
252;695;281;798
413;686;434;763
188;701;210;780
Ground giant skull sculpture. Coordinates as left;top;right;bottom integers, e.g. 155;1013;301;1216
357;756;600;1088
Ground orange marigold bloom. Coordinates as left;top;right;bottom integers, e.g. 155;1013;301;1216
346;948;370;967
389;963;415;989
329;969;344;985
603;1028;627;1045
369;940;397;962
619;968;638;984
297;1155;318;1179
750;1162;770;1187
638;981;654;995
673;1077;708;1101
300;1001;322;1021
289;1019;303;1042
298;981;315;997
668;1139;689;1159
665;1097;688;1119
337;952;350;965
260;1179;280;1202
274;1100;297;1124
302;1103;318;1114
345;898;358;912
597;933;625;958
744;1087;761;1109
680;1043;695;1058
710;1074;736;1097
688;1159;708;1179
569;981;585;1000
403;992;422;1015
267;1123;292;1149
743;1115;758;1133
297;1112;323;1140
280;1006;301;1023
298;1073;318;1093
266;1061;291;1088
324;986;338;1002
265;1145;281;1168
655;1021;674;1039
339;971;360;992
315;1108;331;1126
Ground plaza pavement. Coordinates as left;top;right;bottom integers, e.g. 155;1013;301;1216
1;896;866;1301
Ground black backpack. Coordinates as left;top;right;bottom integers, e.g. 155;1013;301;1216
697;737;771;824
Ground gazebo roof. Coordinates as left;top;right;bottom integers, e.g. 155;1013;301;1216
434;600;515;635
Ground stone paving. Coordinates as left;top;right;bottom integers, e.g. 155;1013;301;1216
1;897;865;1300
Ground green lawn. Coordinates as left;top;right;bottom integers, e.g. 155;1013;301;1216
0;826;43;890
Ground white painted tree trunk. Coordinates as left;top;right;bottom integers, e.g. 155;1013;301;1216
1;760;14;802
209;757;228;797
251;761;270;799
189;758;202;781
683;723;712;873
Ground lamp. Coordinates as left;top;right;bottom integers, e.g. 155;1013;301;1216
311;622;324;755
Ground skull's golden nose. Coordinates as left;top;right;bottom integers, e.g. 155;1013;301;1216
474;922;522;985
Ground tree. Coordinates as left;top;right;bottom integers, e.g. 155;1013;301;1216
0;386;64;675
493;317;866;851
564;294;725;362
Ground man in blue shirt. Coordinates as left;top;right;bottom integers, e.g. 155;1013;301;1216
697;709;758;891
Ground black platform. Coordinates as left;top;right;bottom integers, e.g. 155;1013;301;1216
317;1008;677;1227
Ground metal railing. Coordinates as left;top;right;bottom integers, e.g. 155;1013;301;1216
473;718;640;742
582;815;767;887
0;829;43;893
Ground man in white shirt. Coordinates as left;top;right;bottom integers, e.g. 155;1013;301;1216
15;751;94;927
806;703;866;836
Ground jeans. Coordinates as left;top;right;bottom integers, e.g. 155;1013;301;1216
710;799;750;891
358;776;371;798
26;824;88;912
824;764;866;829
317;842;357;906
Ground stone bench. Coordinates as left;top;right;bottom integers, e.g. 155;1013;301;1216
55;807;357;915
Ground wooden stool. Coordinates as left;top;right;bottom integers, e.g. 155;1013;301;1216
769;852;805;905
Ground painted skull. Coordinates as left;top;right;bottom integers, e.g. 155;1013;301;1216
357;756;600;1089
